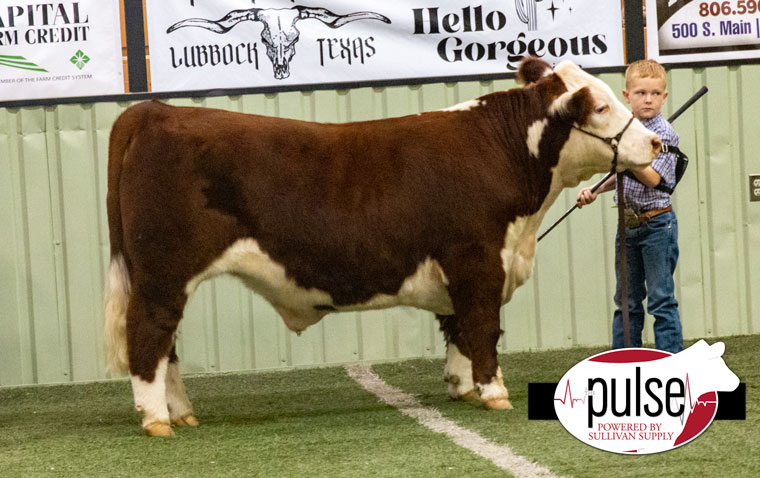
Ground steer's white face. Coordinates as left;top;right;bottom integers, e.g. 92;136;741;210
552;60;660;186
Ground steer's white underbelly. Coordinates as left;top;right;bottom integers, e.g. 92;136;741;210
185;238;455;332
186;214;541;332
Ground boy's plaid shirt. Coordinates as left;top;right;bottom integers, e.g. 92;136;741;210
615;113;679;212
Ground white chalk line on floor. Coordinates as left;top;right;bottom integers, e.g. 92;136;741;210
346;363;560;478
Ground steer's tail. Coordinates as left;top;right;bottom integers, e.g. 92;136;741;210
104;254;130;376
104;103;148;376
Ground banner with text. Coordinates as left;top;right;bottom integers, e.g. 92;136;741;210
0;1;124;102
646;0;760;63
146;0;625;92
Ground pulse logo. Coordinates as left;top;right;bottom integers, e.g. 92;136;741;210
554;340;739;454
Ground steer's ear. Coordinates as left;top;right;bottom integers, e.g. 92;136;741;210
551;87;594;126
517;57;553;86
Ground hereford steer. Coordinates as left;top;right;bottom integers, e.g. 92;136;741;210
104;58;661;436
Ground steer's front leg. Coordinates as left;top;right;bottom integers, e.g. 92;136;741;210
440;333;478;402
440;246;512;410
439;334;510;407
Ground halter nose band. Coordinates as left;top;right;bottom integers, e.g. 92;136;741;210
573;115;635;149
607;115;635;150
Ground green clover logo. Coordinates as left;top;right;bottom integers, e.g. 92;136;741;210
70;50;90;70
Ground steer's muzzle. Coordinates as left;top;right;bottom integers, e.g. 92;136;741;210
626;135;660;172
651;136;662;159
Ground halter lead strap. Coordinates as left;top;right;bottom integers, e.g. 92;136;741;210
573;114;635;349
616;171;631;348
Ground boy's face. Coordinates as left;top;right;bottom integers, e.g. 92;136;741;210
623;77;668;121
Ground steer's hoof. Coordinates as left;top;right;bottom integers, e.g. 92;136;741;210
485;397;514;410
144;420;174;437
448;380;480;402
173;414;199;427
459;389;480;402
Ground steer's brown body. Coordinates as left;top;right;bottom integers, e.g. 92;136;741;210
104;58;660;436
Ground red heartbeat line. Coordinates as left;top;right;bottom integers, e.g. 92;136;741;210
553;380;589;408
684;374;718;409
676;373;718;424
555;373;719;418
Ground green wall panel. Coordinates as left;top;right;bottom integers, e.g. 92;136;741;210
1;67;758;386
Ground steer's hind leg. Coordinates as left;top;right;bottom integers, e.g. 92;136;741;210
441;246;512;410
166;346;198;428
127;287;187;436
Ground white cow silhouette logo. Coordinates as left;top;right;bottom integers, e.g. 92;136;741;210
669;340;739;397
168;1;391;79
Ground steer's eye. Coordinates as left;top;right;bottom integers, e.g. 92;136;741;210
595;104;609;114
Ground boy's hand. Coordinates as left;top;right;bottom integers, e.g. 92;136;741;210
577;187;598;208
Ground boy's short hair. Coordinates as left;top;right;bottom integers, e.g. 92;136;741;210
625;59;666;88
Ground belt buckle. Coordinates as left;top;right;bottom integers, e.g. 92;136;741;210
624;208;640;228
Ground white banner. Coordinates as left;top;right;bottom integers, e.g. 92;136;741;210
146;0;625;92
646;0;760;63
0;1;124;102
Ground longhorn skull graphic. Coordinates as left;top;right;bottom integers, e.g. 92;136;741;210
167;2;391;79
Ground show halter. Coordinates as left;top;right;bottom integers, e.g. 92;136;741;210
538;87;707;243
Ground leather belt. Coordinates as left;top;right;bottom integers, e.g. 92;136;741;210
623;205;672;228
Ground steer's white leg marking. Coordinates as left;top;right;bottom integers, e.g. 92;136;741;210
444;343;477;401
445;343;512;409
443;343;512;408
347;364;559;478
477;366;513;410
165;361;198;427
131;357;172;436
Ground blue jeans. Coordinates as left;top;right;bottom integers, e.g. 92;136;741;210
613;210;683;353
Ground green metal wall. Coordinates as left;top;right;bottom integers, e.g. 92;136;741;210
2;66;759;386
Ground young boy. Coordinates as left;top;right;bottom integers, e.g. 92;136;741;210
576;59;683;354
